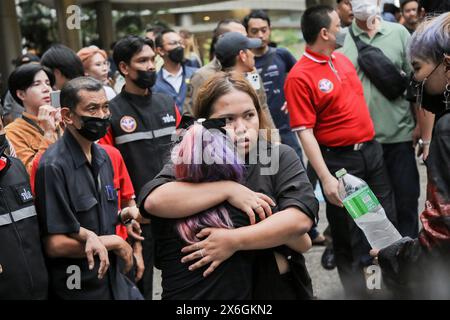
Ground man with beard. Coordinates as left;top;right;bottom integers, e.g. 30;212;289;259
400;0;423;34
99;35;181;299
153;30;198;113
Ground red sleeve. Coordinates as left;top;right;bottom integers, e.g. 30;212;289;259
118;152;135;202
30;153;42;195
99;127;114;146
99;144;135;203
284;77;317;130
175;105;181;127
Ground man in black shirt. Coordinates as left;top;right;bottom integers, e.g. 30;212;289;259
35;77;140;300
99;35;180;299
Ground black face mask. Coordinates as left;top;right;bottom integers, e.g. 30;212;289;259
168;47;185;64
0;134;8;155
76;115;111;141
421;91;446;116
132;70;157;89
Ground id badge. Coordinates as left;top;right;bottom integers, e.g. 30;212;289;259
105;185;117;201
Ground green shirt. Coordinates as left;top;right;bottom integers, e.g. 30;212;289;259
341;20;414;144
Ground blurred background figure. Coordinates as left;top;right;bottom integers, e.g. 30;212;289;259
382;3;401;22
179;29;203;69
400;0;424;34
40;44;84;90
77;45;116;100
336;0;354;48
1;53;41;125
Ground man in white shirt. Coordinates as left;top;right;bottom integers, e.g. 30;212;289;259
153;29;198;113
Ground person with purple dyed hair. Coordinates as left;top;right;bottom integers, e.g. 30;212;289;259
371;12;450;299
139;72;318;300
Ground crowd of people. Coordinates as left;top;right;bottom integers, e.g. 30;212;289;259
0;0;449;300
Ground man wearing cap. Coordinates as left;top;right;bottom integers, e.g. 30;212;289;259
214;31;278;137
285;5;396;299
182;19;245;115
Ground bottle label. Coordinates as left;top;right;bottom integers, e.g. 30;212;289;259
343;186;380;219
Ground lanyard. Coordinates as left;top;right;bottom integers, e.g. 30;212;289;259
21;115;45;136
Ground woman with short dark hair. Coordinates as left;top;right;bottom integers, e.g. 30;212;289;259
5;63;60;175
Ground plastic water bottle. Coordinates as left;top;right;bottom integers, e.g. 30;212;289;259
335;168;402;249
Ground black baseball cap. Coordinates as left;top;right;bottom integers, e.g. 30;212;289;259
214;32;262;62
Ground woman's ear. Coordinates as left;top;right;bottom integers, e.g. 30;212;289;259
16;89;26;102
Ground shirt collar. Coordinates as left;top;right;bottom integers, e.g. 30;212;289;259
63;129;106;169
120;87;152;102
162;66;183;79
303;47;336;64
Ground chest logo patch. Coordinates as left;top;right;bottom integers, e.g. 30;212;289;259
120;116;137;133
162;113;176;124
318;79;334;93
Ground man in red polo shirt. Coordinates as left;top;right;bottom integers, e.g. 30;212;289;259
285;5;397;299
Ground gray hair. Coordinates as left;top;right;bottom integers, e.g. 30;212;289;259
60;76;104;110
408;12;450;64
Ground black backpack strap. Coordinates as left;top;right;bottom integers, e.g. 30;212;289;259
348;27;368;52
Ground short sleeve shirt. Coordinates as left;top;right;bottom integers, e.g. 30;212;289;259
341;20;415;144
35;130;131;300
285;48;375;147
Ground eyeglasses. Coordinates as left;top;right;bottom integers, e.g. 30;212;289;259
165;40;184;47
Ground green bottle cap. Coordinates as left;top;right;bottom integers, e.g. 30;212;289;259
335;168;347;178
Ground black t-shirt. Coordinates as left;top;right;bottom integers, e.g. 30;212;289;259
138;142;319;299
35;130;134;300
151;203;253;300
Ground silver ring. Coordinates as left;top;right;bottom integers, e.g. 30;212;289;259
200;249;205;258
253;205;262;210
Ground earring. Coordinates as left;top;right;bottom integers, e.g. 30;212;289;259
444;83;450;110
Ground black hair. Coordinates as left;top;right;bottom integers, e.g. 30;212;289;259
41;44;84;80
13;53;40;68
210;19;243;60
419;0;450;14
218;55;238;70
383;3;401;14
113;35;154;76
8;63;55;106
60;77;104;111
243;10;271;31
400;0;419;10
155;29;176;48
301;5;335;45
